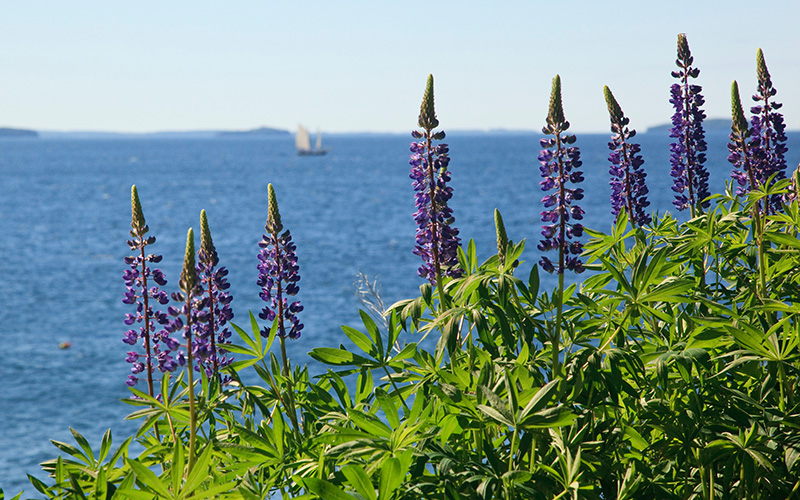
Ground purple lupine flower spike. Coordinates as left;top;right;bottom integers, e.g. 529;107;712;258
750;48;788;213
603;86;651;227
410;74;462;285
123;185;176;392
538;75;585;275
728;81;762;202
194;210;234;383
257;184;304;340
668;33;710;216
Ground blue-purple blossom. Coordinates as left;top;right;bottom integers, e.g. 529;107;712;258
123;186;178;390
749;48;788;213
728;81;762;203
410;74;462;285
164;230;204;376
669;33;710;216
604;86;651;227
538;75;584;275
194;210;234;381
257;184;304;340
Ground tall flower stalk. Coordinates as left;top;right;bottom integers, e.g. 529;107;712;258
177;228;200;471
603;86;651;228
669;33;710;217
729;80;767;295
410;74;462;294
257;184;304;376
195;210;234;384
538;75;585;276
750;48;788;214
538;74;584;378
123;185;176;396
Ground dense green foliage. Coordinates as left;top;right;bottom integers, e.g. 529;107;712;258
6;183;800;499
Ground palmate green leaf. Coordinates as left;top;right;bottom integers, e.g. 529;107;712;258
343;324;375;357
69;427;96;465
27;473;51;495
98;429;112;464
50;439;91;466
341;464;377;500
92;465;108;500
348;408;392;438
477;404;515;428
360;309;385;358
374;387;400;428
519;379;559;421
115;490;157;500
0;489;24;500
272;406;285;457
597;255;634;297
764;231;800;249
127;458;171;498
639;276;694;303
519;406;576;429
379;457;402;500
310;347;373;366
301;477;358;500
183;445;214;496
389;342;417;363
171;441;184;495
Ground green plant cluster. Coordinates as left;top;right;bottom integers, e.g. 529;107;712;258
5;186;799;500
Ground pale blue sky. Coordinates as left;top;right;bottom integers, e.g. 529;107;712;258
1;0;798;133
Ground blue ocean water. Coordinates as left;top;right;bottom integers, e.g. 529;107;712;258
1;130;798;494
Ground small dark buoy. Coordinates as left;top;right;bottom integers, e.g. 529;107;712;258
59;342;72;349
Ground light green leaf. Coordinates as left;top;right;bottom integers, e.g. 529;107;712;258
379;457;402;500
127;458;171;499
341;464;377;500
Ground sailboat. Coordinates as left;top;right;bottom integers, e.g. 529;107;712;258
296;125;328;156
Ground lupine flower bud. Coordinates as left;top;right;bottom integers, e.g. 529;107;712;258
728;81;761;200
266;183;283;234
495;208;508;266
131;186;146;234
180;228;197;295
418;74;440;131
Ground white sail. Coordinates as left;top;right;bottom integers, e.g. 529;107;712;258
295;126;311;152
315;129;322;150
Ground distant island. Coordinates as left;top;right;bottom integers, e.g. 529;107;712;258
0;127;38;138
645;118;734;134
36;126;290;140
216;126;290;137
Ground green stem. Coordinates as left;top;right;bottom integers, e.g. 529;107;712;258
186;301;197;472
553;272;564;379
381;364;410;413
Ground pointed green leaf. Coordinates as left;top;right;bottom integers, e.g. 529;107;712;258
127;458;171;499
183;445;214;495
302;477;357;500
360;309;384;357
375;388;400;428
477;405;515;428
343;325;375;356
341;465;377;500
379;457;402;500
